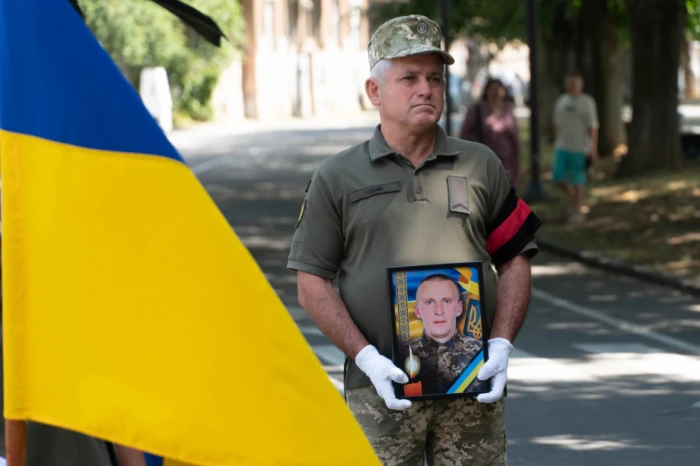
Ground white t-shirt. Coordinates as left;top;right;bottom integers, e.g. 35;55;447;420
553;93;599;153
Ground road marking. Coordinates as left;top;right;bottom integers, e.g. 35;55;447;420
323;365;344;372
314;344;346;366
297;324;324;337
532;288;700;356
328;376;344;393
190;157;224;175
294;322;345;391
573;343;663;354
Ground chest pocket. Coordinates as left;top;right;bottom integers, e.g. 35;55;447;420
348;181;401;203
446;175;470;215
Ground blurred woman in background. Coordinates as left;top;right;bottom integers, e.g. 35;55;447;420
460;77;521;189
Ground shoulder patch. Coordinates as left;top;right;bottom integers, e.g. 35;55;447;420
295;198;307;230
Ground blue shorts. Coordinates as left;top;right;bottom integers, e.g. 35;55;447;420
552;149;587;186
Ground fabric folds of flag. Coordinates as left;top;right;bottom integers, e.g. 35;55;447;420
0;1;378;465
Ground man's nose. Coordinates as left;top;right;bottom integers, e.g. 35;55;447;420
435;303;444;315
416;76;432;97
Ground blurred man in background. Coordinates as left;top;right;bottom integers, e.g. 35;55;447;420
552;71;599;224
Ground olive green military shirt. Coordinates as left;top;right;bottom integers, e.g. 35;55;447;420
288;125;538;390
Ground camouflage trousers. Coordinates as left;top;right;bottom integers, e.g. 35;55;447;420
346;386;506;466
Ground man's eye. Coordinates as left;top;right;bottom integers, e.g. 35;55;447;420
426;299;433;304
431;77;443;84
403;76;416;81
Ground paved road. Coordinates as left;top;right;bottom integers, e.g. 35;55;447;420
172;121;700;466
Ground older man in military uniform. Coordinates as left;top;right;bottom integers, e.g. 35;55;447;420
289;13;541;466
409;274;485;394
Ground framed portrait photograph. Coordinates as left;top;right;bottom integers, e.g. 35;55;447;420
387;262;491;401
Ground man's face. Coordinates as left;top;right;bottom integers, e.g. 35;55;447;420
415;279;462;343
566;75;583;95
367;53;445;131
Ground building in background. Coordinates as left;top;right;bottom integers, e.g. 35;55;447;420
213;0;371;121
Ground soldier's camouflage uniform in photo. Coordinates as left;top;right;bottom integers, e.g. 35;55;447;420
410;332;487;394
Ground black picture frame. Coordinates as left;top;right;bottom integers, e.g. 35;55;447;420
387;261;491;401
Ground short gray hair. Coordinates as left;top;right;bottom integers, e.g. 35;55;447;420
369;58;393;86
369;57;447;87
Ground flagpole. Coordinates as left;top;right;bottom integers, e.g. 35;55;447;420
5;420;27;466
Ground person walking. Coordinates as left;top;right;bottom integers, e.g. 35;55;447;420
552;71;599;223
460;77;521;189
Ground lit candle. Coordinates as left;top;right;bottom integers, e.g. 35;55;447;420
404;380;423;397
403;346;422;396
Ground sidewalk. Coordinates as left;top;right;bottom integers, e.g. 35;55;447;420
528;162;700;296
536;234;700;297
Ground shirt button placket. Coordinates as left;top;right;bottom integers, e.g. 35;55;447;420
413;172;426;201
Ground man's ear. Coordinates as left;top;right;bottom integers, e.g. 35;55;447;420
456;301;463;317
414;304;422;320
365;78;381;107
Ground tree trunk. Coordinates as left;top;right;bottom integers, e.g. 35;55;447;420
681;34;697;101
619;0;685;176
581;0;625;157
537;1;578;145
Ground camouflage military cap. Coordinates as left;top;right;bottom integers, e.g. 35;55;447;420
368;15;455;70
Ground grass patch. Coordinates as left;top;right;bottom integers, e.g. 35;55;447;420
516;119;700;283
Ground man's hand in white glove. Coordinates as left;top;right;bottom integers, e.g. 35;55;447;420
476;338;514;403
355;345;412;411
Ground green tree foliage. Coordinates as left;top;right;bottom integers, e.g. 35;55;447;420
81;0;244;121
687;0;700;38
368;0;524;45
367;0;633;49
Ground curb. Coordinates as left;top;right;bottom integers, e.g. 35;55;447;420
537;235;700;297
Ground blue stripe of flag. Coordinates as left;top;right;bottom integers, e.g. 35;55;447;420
0;0;183;161
446;349;484;394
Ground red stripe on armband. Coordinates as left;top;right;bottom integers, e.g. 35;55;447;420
486;199;532;254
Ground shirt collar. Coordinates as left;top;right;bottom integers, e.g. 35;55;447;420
368;124;461;162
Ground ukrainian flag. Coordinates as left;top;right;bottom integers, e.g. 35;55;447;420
0;1;378;465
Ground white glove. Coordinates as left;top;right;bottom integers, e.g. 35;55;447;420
355;345;412;411
476;338;514;403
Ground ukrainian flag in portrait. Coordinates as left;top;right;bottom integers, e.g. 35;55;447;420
0;1;378;465
392;266;483;342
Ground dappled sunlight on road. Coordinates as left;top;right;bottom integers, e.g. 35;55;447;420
529;435;681;451
531;262;590;276
510;348;700;384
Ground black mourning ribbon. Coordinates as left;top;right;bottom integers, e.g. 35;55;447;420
68;0;226;47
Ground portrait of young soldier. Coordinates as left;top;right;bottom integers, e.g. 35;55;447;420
409;274;485;394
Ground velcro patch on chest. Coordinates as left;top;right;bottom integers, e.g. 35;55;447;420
348;181;401;203
446;175;470;215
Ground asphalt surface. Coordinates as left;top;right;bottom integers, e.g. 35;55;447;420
172;118;700;466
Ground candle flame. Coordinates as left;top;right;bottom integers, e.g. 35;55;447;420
405;346;420;379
